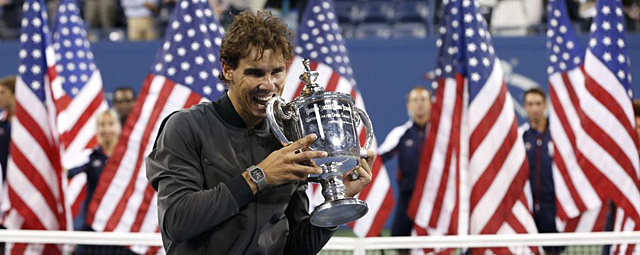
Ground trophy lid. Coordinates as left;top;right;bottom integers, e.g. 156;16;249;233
299;59;325;96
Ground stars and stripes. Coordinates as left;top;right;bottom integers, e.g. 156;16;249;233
285;0;394;237
50;0;109;224
51;0;108;170
546;0;605;233
581;0;640;253
86;0;224;254
4;0;71;253
408;0;538;253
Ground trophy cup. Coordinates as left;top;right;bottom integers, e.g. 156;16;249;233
266;59;374;227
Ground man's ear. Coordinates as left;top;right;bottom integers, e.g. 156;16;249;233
222;62;233;82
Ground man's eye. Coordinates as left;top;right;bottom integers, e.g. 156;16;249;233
246;70;264;77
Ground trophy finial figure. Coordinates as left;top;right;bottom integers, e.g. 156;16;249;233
299;59;323;95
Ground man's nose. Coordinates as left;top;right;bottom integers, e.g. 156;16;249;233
261;74;277;91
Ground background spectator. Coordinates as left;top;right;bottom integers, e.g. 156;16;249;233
0;0;22;40
0;75;15;186
121;0;159;41
84;0;116;29
45;0;59;26
113;86;136;126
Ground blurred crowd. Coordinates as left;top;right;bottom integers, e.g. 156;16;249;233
0;0;286;41
0;0;640;41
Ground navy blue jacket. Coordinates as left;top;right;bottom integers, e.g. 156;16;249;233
68;147;108;231
521;122;556;209
0;116;10;183
521;121;563;234
379;120;427;197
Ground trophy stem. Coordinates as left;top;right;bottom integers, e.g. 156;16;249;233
319;164;347;202
310;163;369;227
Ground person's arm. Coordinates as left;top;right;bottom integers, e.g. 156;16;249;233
67;163;88;178
283;182;336;255
378;120;412;162
146;113;254;243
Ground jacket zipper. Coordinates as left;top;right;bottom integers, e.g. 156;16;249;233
243;128;258;255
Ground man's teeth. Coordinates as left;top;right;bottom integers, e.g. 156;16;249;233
255;95;273;102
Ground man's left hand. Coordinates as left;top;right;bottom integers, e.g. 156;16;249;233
343;150;375;197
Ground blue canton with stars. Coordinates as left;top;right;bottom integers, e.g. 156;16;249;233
588;0;632;97
295;0;356;86
52;0;97;97
151;0;225;101
18;0;53;102
547;0;584;75
434;0;497;103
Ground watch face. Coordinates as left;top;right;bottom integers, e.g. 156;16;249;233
251;168;264;180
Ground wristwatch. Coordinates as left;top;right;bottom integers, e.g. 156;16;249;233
246;165;267;191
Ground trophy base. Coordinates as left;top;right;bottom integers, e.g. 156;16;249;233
309;198;368;227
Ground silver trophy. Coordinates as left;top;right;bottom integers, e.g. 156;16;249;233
266;59;373;227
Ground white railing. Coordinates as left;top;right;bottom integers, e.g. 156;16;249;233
0;230;639;255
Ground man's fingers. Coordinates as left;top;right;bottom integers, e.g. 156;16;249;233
360;158;372;176
290;150;328;162
286;134;318;152
290;165;323;176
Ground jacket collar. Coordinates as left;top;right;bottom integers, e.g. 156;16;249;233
215;93;266;130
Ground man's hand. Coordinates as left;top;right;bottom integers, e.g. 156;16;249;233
343;150;375;197
244;134;327;193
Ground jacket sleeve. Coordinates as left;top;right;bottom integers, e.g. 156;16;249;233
146;112;254;243
67;163;88;178
283;182;336;255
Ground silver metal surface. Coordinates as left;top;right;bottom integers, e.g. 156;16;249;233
266;58;375;226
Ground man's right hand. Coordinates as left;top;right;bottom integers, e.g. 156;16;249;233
244;134;327;193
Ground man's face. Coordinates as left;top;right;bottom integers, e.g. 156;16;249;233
224;48;286;126
407;89;431;121
113;90;135;119
97;113;121;145
524;93;546;123
0;86;14;110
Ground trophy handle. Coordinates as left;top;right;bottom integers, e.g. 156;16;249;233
354;107;374;158
266;97;293;146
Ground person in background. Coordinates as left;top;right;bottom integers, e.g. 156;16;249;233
520;88;564;255
378;86;431;255
0;0;22;40
0;75;11;255
67;110;134;255
84;0;116;30
113;86;136;126
0;76;15;184
121;0;159;41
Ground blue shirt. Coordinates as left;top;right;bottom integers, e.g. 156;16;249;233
521;122;556;209
379;120;427;197
68;147;108;231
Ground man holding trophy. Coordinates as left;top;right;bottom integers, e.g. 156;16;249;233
146;10;374;255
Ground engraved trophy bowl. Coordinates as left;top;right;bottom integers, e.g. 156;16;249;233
266;59;374;227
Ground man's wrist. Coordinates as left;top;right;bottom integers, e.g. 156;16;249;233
245;165;268;193
242;172;259;194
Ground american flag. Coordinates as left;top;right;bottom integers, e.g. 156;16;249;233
581;0;640;252
86;0;225;254
546;0;606;233
4;0;70;253
408;0;538;253
284;0;394;237
50;0;109;221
